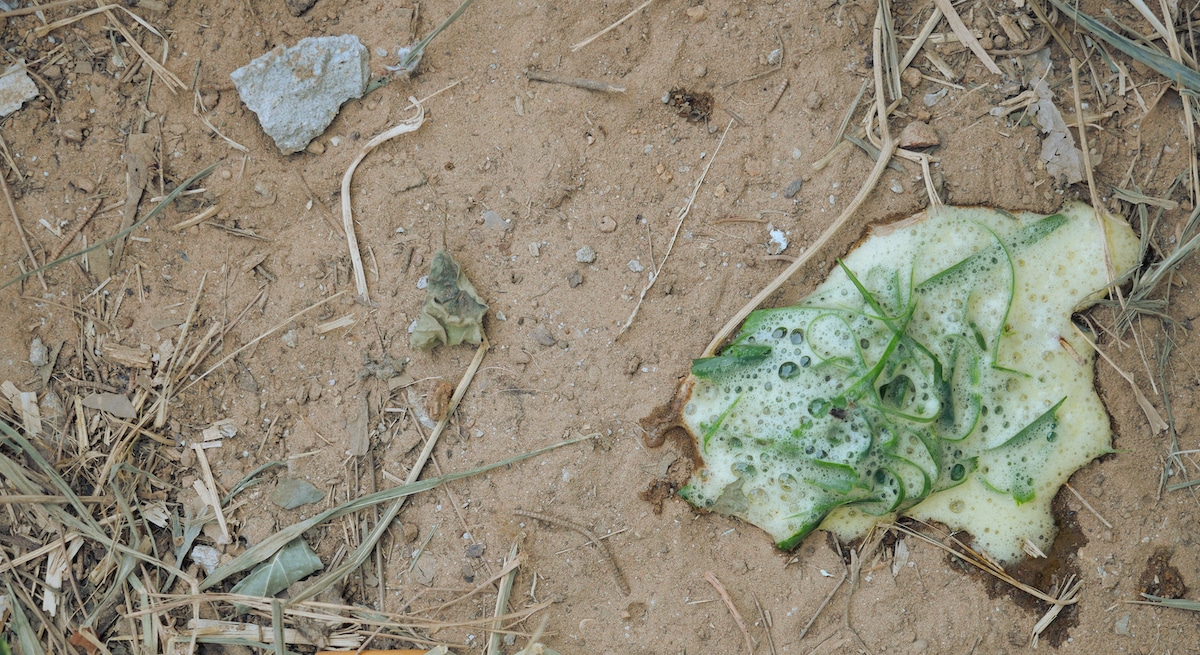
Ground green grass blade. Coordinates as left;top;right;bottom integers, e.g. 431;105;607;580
199;433;592;590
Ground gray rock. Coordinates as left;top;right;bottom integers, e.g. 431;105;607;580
0;64;38;118
231;35;370;154
575;245;597;264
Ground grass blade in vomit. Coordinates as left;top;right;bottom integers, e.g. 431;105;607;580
655;203;1139;562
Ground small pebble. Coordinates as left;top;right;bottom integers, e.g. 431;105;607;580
685;5;708;22
41;64;61;80
889;179;904;194
305;140;325;155
29;337;48;367
898;121;939;149
482;209;509;230
575;245;597;263
782;178;804;199
597;216;617;233
627;259;644;273
804;91;823;111
61;127;83;143
531;326;557;347
70;177;95;194
219;169;232;180
901;67;922;88
465;543;486;558
693;64;707;78
568;270;583;288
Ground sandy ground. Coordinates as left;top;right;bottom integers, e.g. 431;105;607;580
1;0;1199;653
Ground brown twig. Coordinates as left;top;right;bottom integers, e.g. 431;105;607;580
704;571;754;655
49;198;104;262
798;567;847;640
513;509;630;595
525;69;626;93
0;162;47;290
753;592;778;655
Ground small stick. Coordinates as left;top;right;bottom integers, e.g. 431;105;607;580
704;10;897;357
339;81;461;302
0;0;91;17
753;592;778;655
930;0;1001;75
765;78;789;113
525;70;626;93
50;199;104;262
514;509;630;595
486;542;520;655
619;118;734;338
1063;482;1113;529
570;0;656;52
704;571;754;655
798;568;846;640
0;494;111;504
1071;58;1117;288
0;162;47;289
183;290;347;390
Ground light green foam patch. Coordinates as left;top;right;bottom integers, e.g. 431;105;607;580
678;203;1138;562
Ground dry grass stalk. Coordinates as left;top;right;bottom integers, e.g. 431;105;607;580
183;290;346;390
704;571;754;655
338;80;460;301
930;0;1002;75
524;70;626;93
704;5;898;357
0;160;47;290
190;442;231;543
340;97;425;302
570;0;656;51
889;521;1080;607
513;509;630;595
0;0;93;17
798;568;846;640
486;542;521;655
1063;482;1113;529
1070;322;1169;432
618;118;734;339
288;339;489;604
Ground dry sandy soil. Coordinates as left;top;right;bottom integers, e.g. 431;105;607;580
1;0;1199;653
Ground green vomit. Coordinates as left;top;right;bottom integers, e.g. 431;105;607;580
678;204;1139;561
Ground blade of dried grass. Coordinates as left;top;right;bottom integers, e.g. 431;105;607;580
3;583;44;655
1070;322;1169;432
0;163;217;291
1111;186;1179;209
570;0;657;51
618;119;733;338
1049;0;1200;94
486;542;520;655
704;4;898;357
341;101;426;303
184;290;346;390
199;431;591;590
288;339;490;603
1133;594;1200;610
889;522;1078;606
930;0;1002;74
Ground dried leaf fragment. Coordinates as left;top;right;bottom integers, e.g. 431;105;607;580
410;250;488;351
